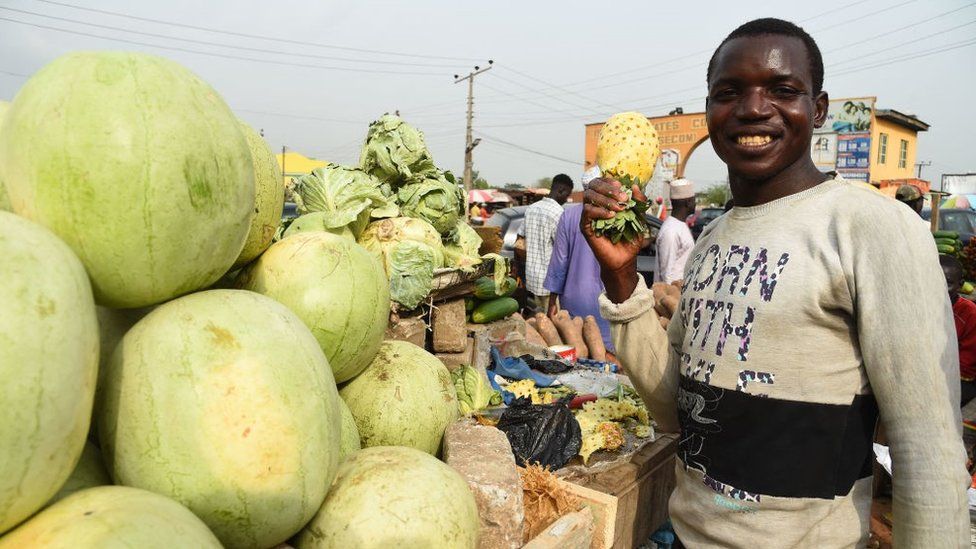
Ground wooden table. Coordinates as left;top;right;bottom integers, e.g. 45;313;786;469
562;434;679;549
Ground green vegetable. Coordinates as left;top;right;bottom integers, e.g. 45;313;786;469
443;222;483;270
452;365;501;415
397;170;464;236
359;114;437;189
473;276;516;299
282;211;356;241
0;100;10;211
292;165;398;239
465;298;476;312
935;238;958;247
938;244;957;254
358;217;446;309
934;230;959;239
471;297;519;323
591;186;649;244
963;281;975;295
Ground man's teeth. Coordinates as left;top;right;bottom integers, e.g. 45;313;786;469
736;135;773;146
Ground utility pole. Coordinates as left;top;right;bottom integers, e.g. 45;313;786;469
455;60;493;219
915;160;931;179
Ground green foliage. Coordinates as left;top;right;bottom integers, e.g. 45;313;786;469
591;186;649;244
535;177;552;189
699;183;730;207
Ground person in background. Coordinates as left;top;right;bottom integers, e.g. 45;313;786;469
518;174;573;311
543;170;615;355
895;183;925;217
942;254;976;405
655;178;696;283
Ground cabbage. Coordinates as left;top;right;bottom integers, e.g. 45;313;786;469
358;217;445;309
443;222;483;270
397;170;463;237
359;114;436;188
281;212;355;241
292;165;398;239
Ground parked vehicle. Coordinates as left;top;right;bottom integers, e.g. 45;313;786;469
486;205;663;283
689;207;725;240
921;208;976;245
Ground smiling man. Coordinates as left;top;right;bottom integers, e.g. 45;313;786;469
583;18;968;548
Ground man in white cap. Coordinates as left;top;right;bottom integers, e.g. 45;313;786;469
656;178;696;283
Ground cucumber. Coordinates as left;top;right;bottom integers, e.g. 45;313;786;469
935;238;957;247
471;297;519;324
937;244;956;254
473;276;517;299
934;230;959;239
465;298;475;312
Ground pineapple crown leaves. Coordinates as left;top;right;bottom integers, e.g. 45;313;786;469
590;178;649;244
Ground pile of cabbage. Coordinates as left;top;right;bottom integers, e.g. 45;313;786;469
284;114;484;309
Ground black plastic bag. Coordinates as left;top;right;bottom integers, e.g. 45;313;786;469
519;354;571;375
496;400;581;469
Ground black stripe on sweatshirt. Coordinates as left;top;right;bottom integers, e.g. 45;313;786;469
676;375;878;500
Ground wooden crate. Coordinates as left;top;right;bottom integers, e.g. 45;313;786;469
563;434;678;549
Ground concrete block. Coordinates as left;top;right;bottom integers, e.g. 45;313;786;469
436;337;474;371
467;316;527;342
433;299;468;352
385;315;427;349
444;419;524;549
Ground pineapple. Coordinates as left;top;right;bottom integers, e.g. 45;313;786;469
595;112;661;185
592;112;661;243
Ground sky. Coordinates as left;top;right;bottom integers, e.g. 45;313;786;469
0;0;974;191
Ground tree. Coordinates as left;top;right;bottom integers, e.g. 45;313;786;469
699;183;730;207
504;182;525;190
535;177;552;190
470;169;490;189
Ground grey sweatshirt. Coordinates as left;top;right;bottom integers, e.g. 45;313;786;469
600;177;969;547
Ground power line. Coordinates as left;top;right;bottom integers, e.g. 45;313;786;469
828;18;976;68
830;37;976;77
475;132;579;165
824;1;976;54
0;16;446;76
0;6;468;68
32;0;483;62
497;65;624;112
0;69;29;78
487;71;605;117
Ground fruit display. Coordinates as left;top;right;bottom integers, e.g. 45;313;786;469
0;486;223;548
98;290;342;548
233;121;285;269
0;212;98;533
340;341;460;455
0;52;255;308
236;231;390;383
295;446;480;549
593;111;661;243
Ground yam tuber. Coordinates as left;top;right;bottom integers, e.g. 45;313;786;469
552;311;587;359
670;279;684;290
534;313;563;346
524;320;548;347
571;316;589;359
582;315;607;362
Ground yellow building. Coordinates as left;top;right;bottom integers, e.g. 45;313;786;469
870;109;929;183
275;150;328;186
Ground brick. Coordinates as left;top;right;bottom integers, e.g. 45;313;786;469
436;337;474;371
385;315;427;349
467;316;527;342
444;419;524;549
433;299;468;352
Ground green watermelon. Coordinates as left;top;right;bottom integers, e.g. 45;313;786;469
339;341;459;456
0;486;221;548
337;399;361;462
233;121;284;269
97;289;341;549
0;52;254;308
237;231;390;383
295;446;480;549
0;211;98;534
46;441;111;506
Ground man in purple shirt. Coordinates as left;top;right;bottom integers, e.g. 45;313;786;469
543;203;615;353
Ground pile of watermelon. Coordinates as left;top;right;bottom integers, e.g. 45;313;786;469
0;52;478;548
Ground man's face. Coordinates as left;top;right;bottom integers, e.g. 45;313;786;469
705;35;828;181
